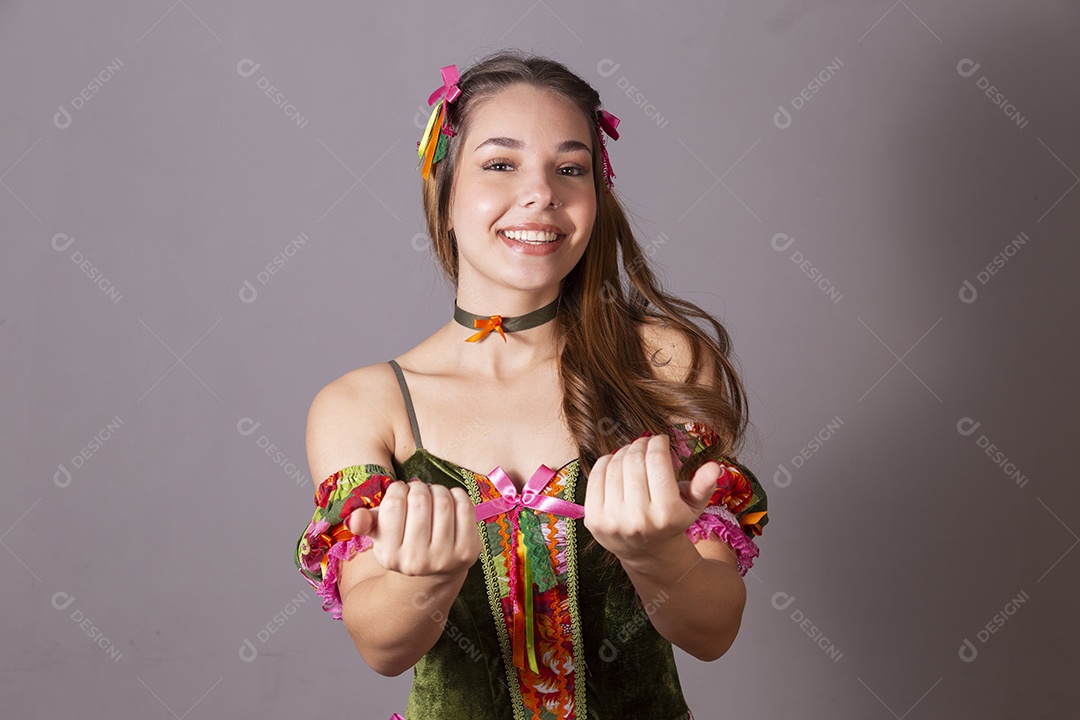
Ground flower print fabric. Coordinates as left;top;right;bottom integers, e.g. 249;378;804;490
295;464;398;619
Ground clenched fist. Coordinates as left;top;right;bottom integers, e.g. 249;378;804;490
346;479;482;578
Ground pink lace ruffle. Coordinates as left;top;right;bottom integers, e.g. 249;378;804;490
684;505;760;575
315;534;373;620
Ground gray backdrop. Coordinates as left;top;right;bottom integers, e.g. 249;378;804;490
3;1;1078;717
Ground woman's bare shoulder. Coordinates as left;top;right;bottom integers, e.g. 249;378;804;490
638;317;716;386
305;361;402;490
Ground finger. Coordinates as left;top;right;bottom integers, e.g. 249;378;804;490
605;442;633;507
428;484;454;552
401;480;433;551
452;486;481;560
375;480;408;548
686;461;723;514
585;453;611;517
621;436;653;510
644;434;678;505
346;506;378;537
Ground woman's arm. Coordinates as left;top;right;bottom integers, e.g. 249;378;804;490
618;516;747;661
306;369;476;677
599;323;755;660
340;556;471;676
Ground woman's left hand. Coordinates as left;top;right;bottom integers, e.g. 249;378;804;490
583;433;723;564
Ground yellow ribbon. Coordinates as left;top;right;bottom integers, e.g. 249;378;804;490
419;101;445;180
511;525;540;674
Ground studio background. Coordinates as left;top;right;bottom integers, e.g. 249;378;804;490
2;1;1078;717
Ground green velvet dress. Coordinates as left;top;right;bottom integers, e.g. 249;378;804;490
295;361;769;720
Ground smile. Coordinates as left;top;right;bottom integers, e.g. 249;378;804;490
499;229;563;244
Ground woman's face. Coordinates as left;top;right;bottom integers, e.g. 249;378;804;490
448;83;597;302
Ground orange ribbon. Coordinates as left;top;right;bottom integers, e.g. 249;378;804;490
317;521;357;576
466;315;507;342
739;510;768;537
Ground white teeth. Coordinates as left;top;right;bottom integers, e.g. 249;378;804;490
501;229;560;243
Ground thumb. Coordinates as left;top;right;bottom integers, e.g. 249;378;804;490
345;506;379;537
681;461;722;515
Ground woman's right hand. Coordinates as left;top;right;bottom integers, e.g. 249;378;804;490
345;479;482;578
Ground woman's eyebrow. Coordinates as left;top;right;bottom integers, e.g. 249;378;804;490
473;136;591;154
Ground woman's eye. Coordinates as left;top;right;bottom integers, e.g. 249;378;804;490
480;160;588;176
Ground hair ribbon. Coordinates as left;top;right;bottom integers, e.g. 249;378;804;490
417;64;461;179
596;108;620;191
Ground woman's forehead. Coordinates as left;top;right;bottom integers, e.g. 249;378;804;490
465;85;593;148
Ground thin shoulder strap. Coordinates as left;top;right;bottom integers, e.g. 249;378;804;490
387;359;423;450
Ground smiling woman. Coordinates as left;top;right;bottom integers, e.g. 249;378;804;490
294;48;769;720
451;83;595;293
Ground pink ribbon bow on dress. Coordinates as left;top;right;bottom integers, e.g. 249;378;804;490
474;465;585;523
474;464;585;674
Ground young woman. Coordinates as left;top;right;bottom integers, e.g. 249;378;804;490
295;49;769;720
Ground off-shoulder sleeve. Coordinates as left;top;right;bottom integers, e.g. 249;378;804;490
295;464;397;620
667;422;769;575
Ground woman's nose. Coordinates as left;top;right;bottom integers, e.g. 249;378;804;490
518;167;560;208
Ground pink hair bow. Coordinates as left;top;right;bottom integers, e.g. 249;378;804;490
595;108;620;191
427;64;462;106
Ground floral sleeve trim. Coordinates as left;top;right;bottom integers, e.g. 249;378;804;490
667;420;770;539
685;505;760;575
295;464;397;620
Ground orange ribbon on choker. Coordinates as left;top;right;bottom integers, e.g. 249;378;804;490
466;315;507;343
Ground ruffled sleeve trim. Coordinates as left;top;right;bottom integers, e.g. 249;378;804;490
685;504;760;575
315;534;374;620
295;463;397;620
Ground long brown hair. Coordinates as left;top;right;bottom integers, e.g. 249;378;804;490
420;49;752;569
